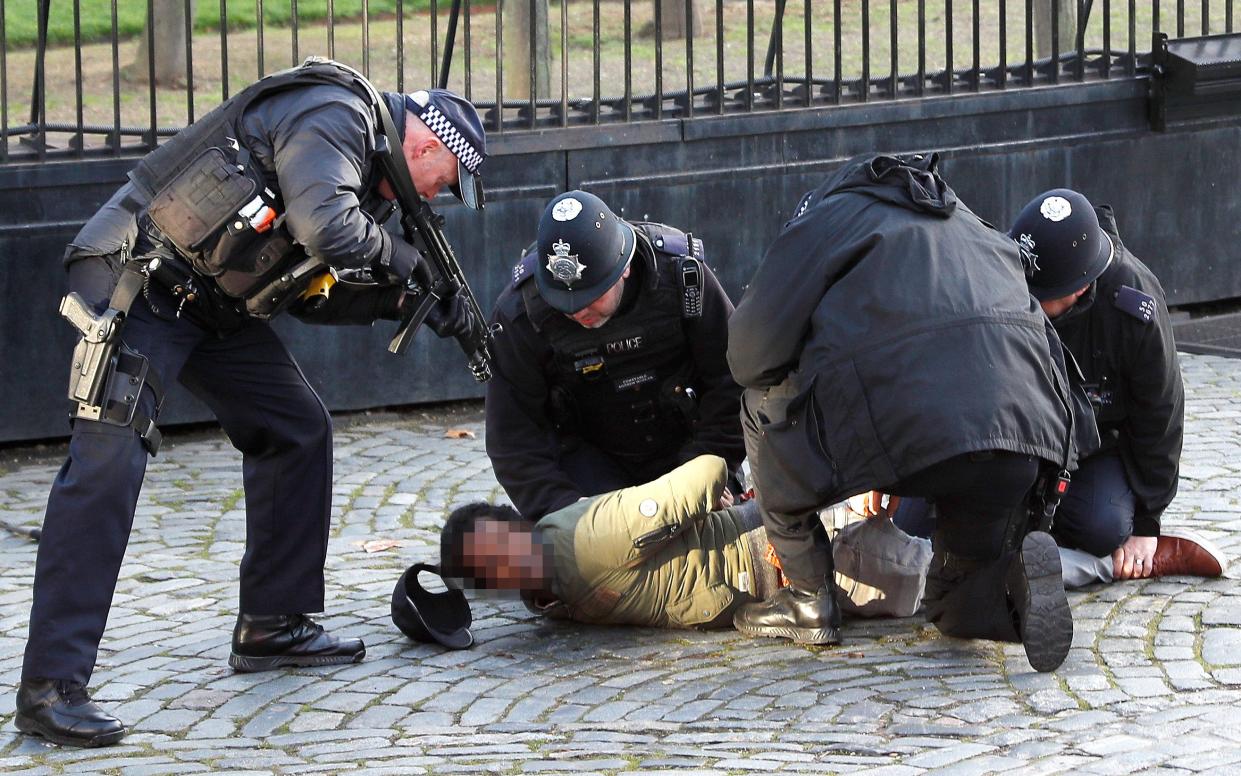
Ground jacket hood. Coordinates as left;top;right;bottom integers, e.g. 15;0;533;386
800;153;958;220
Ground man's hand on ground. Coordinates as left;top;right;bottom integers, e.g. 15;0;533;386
1112;534;1159;579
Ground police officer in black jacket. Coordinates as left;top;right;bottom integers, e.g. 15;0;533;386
18;59;487;747
1009;190;1212;584
485;190;745;520
727;154;1094;673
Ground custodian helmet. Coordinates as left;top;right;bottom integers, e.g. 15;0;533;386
534;190;637;313
1009;188;1114;301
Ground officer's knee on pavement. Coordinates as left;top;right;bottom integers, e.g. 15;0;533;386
1056;507;1133;558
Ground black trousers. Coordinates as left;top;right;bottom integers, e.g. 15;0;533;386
24;282;333;685
892;452;1042;641
1051;452;1136;556
557;439;682;501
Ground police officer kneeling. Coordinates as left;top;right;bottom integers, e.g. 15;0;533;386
485;190;745;520
727;154;1095;672
18;60;487;747
1010;190;1222;584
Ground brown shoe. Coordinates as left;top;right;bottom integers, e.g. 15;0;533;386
1150;530;1228;578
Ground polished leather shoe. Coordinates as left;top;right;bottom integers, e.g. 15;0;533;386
1007;531;1073;673
1151;529;1228;578
15;678;126;748
229;613;365;672
733;583;842;645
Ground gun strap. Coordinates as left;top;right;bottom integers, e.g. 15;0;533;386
109;260;147;315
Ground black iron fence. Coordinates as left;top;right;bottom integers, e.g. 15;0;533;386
2;0;1236;162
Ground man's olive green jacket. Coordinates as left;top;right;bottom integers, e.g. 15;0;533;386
527;456;759;628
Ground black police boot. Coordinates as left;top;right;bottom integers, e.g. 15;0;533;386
1007;531;1073;673
732;582;842;645
15;678;126;748
229;614;365;672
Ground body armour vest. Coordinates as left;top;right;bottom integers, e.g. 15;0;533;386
127;59;384;318
519;224;701;460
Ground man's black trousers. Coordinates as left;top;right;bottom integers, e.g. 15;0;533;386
24;278;333;685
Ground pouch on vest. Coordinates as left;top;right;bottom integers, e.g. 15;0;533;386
145;147;262;269
213;223;304;300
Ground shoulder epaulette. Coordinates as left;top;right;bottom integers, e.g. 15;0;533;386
638;223;689;257
512;251;537;288
1113;285;1156;324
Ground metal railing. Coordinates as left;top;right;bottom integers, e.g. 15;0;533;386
1;0;1235;163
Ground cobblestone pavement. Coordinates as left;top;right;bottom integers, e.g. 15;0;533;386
0;354;1239;775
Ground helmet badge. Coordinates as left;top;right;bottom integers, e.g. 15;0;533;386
1016;232;1041;272
551;197;583;222
1039;196;1072;222
547;239;585;286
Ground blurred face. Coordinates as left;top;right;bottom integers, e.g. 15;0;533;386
1039;286;1090;319
460;519;547;591
567;264;631;328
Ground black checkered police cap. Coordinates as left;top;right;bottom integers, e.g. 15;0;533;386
404;89;487;210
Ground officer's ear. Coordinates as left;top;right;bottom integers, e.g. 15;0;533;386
410;136;444;162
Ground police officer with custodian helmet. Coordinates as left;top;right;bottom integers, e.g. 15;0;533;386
485;190;745;520
1008;189;1208;586
17;59;487;747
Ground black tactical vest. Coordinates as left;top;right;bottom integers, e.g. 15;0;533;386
518;224;702;460
127;59;384;317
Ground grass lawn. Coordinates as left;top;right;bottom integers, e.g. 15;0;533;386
3;1;428;48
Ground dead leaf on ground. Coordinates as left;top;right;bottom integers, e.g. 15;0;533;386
444;428;476;439
352;539;404;553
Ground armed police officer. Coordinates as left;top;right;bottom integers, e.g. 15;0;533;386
485;190;745;520
1009;189;1224;585
18;59;489;747
727;154;1095;673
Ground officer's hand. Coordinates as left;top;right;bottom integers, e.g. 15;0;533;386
425;293;474;340
846;491;898;519
377;236;428;285
717;487;735;510
1112;535;1158;580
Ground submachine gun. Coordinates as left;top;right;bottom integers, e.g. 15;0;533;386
335;57;496;382
386;193;495;383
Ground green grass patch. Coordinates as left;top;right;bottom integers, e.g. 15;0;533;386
3;1;434;50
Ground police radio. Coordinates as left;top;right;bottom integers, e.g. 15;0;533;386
679;233;705;319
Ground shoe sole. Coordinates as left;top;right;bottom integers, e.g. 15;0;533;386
1010;531;1073;673
733;621;842;646
229;649;366;673
15;714;126;748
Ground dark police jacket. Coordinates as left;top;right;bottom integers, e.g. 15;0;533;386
1050;206;1184;536
65;63;405;325
486;225;745;519
728;154;1087;512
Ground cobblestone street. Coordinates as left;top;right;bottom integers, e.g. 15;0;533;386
0;353;1239;775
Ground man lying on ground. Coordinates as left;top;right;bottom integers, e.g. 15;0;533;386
439;455;927;629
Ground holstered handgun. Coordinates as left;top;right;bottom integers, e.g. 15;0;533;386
60;292;123;409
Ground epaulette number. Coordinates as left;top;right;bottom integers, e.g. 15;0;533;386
1113;285;1155;324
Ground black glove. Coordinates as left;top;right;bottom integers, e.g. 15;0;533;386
425;292;475;340
375;232;427;285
